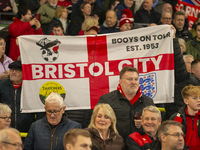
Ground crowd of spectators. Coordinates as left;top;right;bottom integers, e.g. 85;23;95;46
1;0;200;150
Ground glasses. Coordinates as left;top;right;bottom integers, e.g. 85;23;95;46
165;133;185;138
162;18;172;20
0;116;12;121
46;108;63;115
10;69;21;73
2;141;24;149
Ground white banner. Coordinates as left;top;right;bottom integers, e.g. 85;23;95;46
19;25;174;113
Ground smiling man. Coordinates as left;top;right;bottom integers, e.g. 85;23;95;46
98;66;154;140
126;106;161;150
24;92;82;150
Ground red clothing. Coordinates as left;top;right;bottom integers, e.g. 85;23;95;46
185;108;200;150
8;17;43;61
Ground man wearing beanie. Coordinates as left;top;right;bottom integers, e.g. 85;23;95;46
0;61;38;133
119;9;143;32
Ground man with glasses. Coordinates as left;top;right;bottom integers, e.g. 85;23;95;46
126;106;161;150
24;92;82;150
152;120;187;150
0;128;23;150
0;61;37;133
160;11;172;25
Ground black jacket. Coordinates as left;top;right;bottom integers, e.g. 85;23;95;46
0;79;36;132
134;8;161;24
98;90;154;140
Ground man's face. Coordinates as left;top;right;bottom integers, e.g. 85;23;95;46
143;0;153;11
192;62;200;80
1;133;23;150
142;110;161;136
81;4;91;16
45;102;65;126
95;108;111;132
163;125;184;150
48;0;58;6
184;96;200;113
21;10;32;22
52;27;64;36
160;12;172;25
106;11;117;28
66;135;92;150
119;71;139;96
184;57;194;73
120;23;132;32
173;15;185;31
195;25;200;40
124;0;134;8
0;112;11;130
9;69;22;84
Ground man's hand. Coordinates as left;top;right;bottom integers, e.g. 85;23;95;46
134;119;142;129
0;71;9;80
170;25;176;38
35;20;41;30
3;6;12;11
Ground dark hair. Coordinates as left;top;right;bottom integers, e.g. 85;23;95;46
195;23;200;31
17;6;31;20
80;2;90;10
53;23;64;31
191;59;200;68
120;66;139;79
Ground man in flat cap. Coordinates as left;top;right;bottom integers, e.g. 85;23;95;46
0;61;38;133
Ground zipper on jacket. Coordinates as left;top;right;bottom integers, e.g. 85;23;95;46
14;89;17;129
50;127;56;150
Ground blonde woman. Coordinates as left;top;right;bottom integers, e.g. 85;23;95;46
78;16;99;35
47;6;69;35
86;103;125;150
0;103;12;130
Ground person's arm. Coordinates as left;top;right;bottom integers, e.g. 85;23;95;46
36;5;53;24
126;136;142;150
23;123;35;150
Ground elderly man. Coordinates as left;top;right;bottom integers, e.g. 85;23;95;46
24;92;82;150
63;128;92;150
126;106;161;150
173;11;193;42
135;0;161;25
183;54;194;73
99;10;120;34
152;120;186;150
9;6;43;61
98;66;154;140
0;128;23;150
0;61;36;132
160;11;172;25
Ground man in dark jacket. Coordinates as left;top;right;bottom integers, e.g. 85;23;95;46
24;92;82;150
0;61;37;132
98;66;155;140
99;10;120;34
134;0;161;25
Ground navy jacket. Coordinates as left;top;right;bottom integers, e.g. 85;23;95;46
24;113;82;150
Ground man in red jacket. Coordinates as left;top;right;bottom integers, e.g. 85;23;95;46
8;6;43;61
